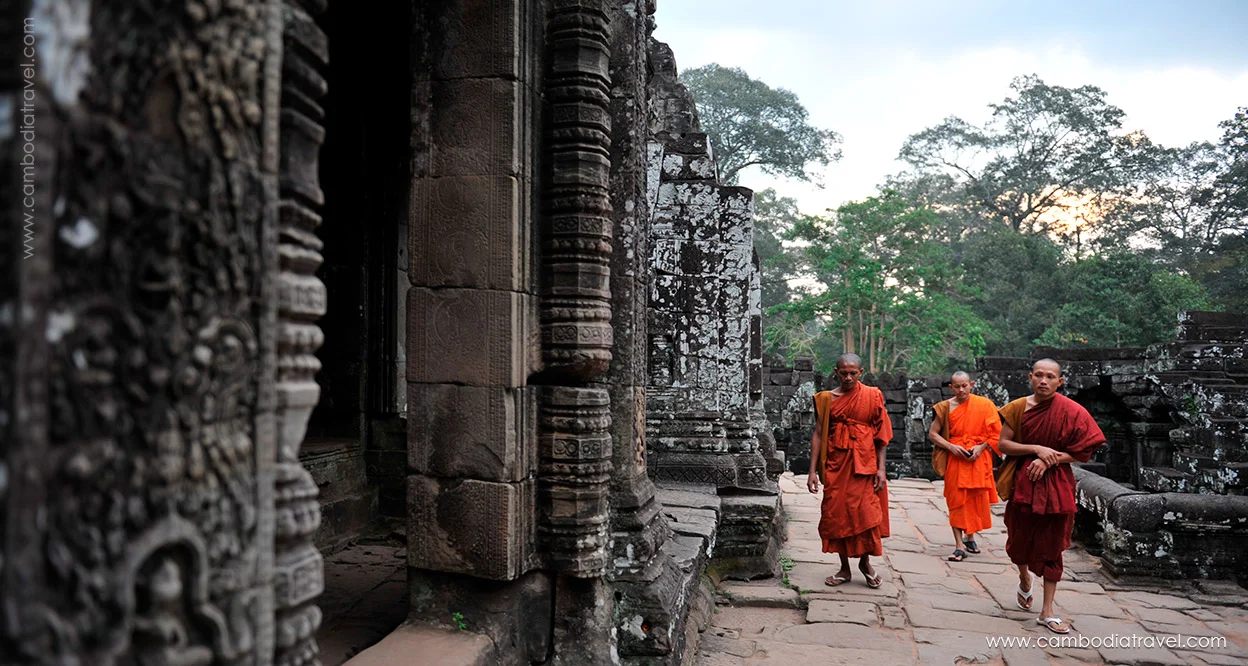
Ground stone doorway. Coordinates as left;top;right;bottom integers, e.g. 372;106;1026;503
304;1;413;661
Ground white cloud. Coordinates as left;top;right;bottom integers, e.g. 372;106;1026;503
654;23;1248;216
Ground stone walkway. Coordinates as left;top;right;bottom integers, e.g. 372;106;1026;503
316;531;408;665
698;473;1248;666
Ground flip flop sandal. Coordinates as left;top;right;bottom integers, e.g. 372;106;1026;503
860;568;883;589
824;574;849;587
948;549;966;562
1037;617;1070;634
962;539;980;554
1017;584;1034;610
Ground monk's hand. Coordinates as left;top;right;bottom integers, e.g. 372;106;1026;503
873;468;887;491
1033;445;1061;467
807;473;820;494
1027;458;1048;481
966;444;983;462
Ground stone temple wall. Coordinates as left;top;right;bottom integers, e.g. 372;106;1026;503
973;311;1248;583
643;38;783;581
0;1;808;664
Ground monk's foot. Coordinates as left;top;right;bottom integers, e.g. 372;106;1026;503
824;568;852;587
858;561;882;589
1037;616;1070;634
962;538;980;554
948;549;965;562
1017;576;1034;610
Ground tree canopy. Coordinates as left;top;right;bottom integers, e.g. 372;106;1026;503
682;68;1244;373
898;75;1144;234
680;64;841;185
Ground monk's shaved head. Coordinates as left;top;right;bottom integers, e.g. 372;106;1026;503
1032;358;1062;374
837;353;863;368
951;371;972;383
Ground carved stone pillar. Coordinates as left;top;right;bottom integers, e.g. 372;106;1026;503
275;2;329;665
1;1;296;664
538;1;619;663
644;38;781;579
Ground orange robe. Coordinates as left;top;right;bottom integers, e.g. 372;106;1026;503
814;385;892;557
935;394;1001;536
1002;394;1105;582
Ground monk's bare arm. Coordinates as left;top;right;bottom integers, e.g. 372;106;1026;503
927;414;961;454
874;440;887;490
993;424;1063;476
996;421;1031;456
928;419;973;458
807;419;821;493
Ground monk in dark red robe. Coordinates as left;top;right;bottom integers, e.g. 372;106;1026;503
807;353;892;589
998;358;1105;635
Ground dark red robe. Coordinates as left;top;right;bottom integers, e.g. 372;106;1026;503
1003;393;1105;582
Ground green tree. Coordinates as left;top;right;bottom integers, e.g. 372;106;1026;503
680;64;841;185
753;188;800;311
899;74;1145;234
1098;106;1248;311
1036;251;1211;348
775;191;989;374
959;226;1065;356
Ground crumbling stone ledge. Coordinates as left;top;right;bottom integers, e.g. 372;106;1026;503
1073;466;1248;583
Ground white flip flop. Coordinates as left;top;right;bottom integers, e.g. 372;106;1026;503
1037;617;1070;634
1016;584;1033;610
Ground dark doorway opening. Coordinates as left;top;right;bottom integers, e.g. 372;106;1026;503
307;0;412;662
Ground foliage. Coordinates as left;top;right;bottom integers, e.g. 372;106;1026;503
742;77;1240;373
1034;251;1211;348
680;64;841;185
753;188;801;311
899;75;1145;234
776;191;989;374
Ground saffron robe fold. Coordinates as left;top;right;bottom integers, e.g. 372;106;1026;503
1002;393;1105;582
814;385;892;557
935;394;1001;536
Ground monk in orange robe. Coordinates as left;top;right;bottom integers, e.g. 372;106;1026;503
807;353;892;589
998;359;1105;635
928;371;1001;562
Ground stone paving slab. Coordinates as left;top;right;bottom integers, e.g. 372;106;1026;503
697;473;1248;666
806;600;881;626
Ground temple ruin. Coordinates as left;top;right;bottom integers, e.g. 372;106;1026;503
3;1;1247;665
1;1;781;664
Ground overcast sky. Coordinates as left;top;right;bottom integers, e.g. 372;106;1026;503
652;0;1248;215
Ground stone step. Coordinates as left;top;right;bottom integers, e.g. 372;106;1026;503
1173;450;1220;474
1138;466;1194;493
1196;464;1248;491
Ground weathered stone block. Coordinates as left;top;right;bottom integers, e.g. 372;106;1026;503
408;474;536;580
428;0;522;80
408;570;552;663
408;384;536;482
660;151;716;180
431;78;523;177
410;175;526;290
407;287;537;387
